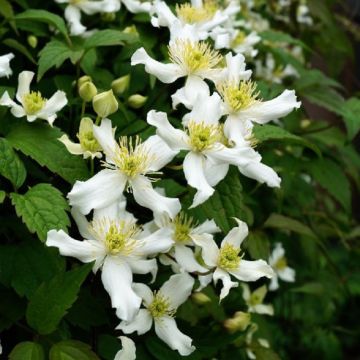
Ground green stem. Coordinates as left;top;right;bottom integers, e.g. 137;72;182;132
95;115;102;125
81;101;86;118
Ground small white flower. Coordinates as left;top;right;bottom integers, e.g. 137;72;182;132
241;284;274;315
194;219;274;300
59;117;103;159
68;118;181;218
245;323;270;360
0;53;14;78
114;336;136;360
122;0;151;13
268;242;295;291
117;273;196;356
0;71;67;125
46;203;174;321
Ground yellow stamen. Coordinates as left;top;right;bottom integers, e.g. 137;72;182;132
77;118;102;152
22;91;46;115
173;213;197;243
187;120;222;152
148;292;175;319
274;256;287;270
218;243;241;270
175;1;218;24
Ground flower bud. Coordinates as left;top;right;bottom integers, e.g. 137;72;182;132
224;312;251;333
78;75;92;89
27;35;38;48
112;75;130;95
101;12;116;22
92;89;118;118
191;292;211;305
123;25;138;35
128;94;147;109
79;81;98;102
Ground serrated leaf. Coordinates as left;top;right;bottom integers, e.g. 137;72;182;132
26;264;92;335
339;97;360;140
10;183;70;241
7;122;89;184
253;124;321;156
83;29;137;49
3;38;36;64
9;342;45;360
0;138;26;189
49;340;99;360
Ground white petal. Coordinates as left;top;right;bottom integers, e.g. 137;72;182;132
183;152;214;208
132;283;154;306
278;267;296;282
93;201;124;222
150;1;177;28
141;135;177;172
238;90;301;124
197;273;212;291
127;258;158;282
116;309;153;335
93;118;117;162
230;259;274;282
154;316;195;356
131;175;181;219
68;169;127;215
0;53;14;78
46;229;105;267
192;234;219;268
140;227;174;256
217;52;252;84
223;114;253;145
38;91;67;125
241;283;251;301
239;161;281;188
147;110;189;151
65;5;86;35
0;91;26;117
221;219;248;249
252;304;274;316
16;71;34;103
101;257;141;321
70;207;93;240
114;336;137;360
58;135;84;155
174;244;208;273
192;219;220;235
172;76;210;110
213;268;238;300
269;243;285;266
79;0;120;14
203;160;229;187
269;275;279;291
131;48;183;83
122;0;151;13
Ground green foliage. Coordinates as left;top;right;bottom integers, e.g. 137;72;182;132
9;342;45;360
49;340;99;360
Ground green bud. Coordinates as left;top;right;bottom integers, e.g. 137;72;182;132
101;12;116;22
123;25;139;35
79;81;98;102
224;312;251;333
92;89;118;118
191;292;211;305
128;94;147;109
112;75;131;95
27;35;38;48
78;75;92;89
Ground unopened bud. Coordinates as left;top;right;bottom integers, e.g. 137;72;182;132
112;75;130;95
128;94;147;109
224;312;251;333
78;75;92;89
92;90;118;118
79;81;97;102
101;12;116;22
123;25;138;35
27;35;38;48
191;292;211;305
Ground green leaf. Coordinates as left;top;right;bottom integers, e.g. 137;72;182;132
7;122;89;184
0;0;17;31
9;342;45;360
3;38;36;64
253;124;321;156
10;183;70;241
291;282;325;295
83;29;138;49
0;190;5;203
0;138;26;189
37;40;72;80
308;158;351;212
252;346;281;360
49;340;99;360
260;30;307;48
245;231;270;260
340;97;360;140
15;9;70;43
26;264;92;335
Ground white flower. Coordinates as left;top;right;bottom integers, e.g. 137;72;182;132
59;117;103;159
114;336;136;360
122;0;151;13
194;219;274;300
0;53;14;78
55;0;120;36
245;323;270;360
68;118;181;219
0;71;67;125
241;284;274;315
268;242;295;291
46;203;174;321
148;92;281;207
117;273;196;356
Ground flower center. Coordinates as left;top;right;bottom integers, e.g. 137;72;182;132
168;40;222;75
218;243;241;270
231;31;247;47
22;91;46;115
148;292;175;319
175;1;217;24
173;213;196;243
217;81;260;113
187;120;222;152
274;256;287;270
78;131;101;152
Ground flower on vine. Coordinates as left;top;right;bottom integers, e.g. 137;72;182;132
0;53;14;78
68;118;181;218
241;284;274;315
117;273;196;356
0;71;67;125
193;219;274;300
46;203;174;321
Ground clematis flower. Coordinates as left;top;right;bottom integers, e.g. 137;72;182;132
0;71;67;125
55;0;120;36
193;219;274;300
241;284;274;315
117;273;196;356
68;118;181;218
46;203;174;321
114;336;136;360
148;92;281;207
268;242;295;291
121;0;151;13
0;53;14;78
59;117;103;159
